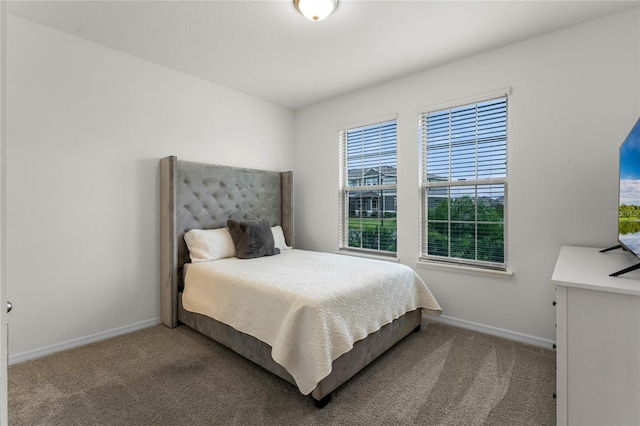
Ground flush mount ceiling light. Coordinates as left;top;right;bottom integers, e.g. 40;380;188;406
294;0;338;22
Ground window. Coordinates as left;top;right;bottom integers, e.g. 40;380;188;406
339;119;397;255
419;94;508;270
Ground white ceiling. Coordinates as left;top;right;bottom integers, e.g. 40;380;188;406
8;0;640;110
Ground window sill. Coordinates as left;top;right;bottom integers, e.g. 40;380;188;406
337;249;399;263
415;260;513;279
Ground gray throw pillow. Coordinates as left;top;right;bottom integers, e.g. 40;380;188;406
226;219;280;259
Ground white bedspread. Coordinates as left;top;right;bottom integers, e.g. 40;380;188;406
182;249;442;395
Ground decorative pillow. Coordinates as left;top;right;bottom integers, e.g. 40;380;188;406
184;228;235;263
271;225;292;251
227;219;280;259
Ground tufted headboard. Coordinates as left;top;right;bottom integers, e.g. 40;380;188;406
159;156;293;328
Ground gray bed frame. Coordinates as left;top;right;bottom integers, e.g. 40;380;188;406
159;156;422;407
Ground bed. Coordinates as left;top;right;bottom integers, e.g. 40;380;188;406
159;156;442;407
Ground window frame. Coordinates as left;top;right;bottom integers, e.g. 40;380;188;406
338;115;398;257
418;89;510;271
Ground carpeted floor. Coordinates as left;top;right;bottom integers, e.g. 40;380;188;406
8;320;556;425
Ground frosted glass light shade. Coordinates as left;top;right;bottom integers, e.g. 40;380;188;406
294;0;338;22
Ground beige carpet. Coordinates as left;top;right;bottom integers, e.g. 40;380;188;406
8;320;556;425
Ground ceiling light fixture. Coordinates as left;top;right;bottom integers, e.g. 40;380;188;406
294;0;338;22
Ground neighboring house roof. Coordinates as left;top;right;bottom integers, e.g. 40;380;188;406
348;166;396;180
480;196;504;205
347;167;449;185
349;191;384;198
426;173;447;182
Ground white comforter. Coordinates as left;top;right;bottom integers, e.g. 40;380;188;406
182;249;442;395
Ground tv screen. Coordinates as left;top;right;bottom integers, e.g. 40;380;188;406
619;117;640;257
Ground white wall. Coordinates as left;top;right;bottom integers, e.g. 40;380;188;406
6;16;294;357
294;9;640;342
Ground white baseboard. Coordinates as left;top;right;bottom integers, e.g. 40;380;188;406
9;318;162;365
8;314;554;365
430;314;556;349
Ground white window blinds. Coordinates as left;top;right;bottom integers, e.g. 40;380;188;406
339;119;397;254
419;96;508;269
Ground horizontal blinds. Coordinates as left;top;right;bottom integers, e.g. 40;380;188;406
420;97;507;269
422;98;506;184
340;120;397;254
346;121;397;186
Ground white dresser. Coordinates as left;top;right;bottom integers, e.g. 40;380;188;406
552;246;640;426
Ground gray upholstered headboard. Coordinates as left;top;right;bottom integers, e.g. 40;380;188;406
160;156;293;328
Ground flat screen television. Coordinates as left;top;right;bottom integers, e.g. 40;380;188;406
603;117;640;276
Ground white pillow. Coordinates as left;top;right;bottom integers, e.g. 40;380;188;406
271;225;292;251
184;228;236;262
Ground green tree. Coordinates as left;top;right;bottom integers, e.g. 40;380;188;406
349;224;397;252
427;196;504;263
